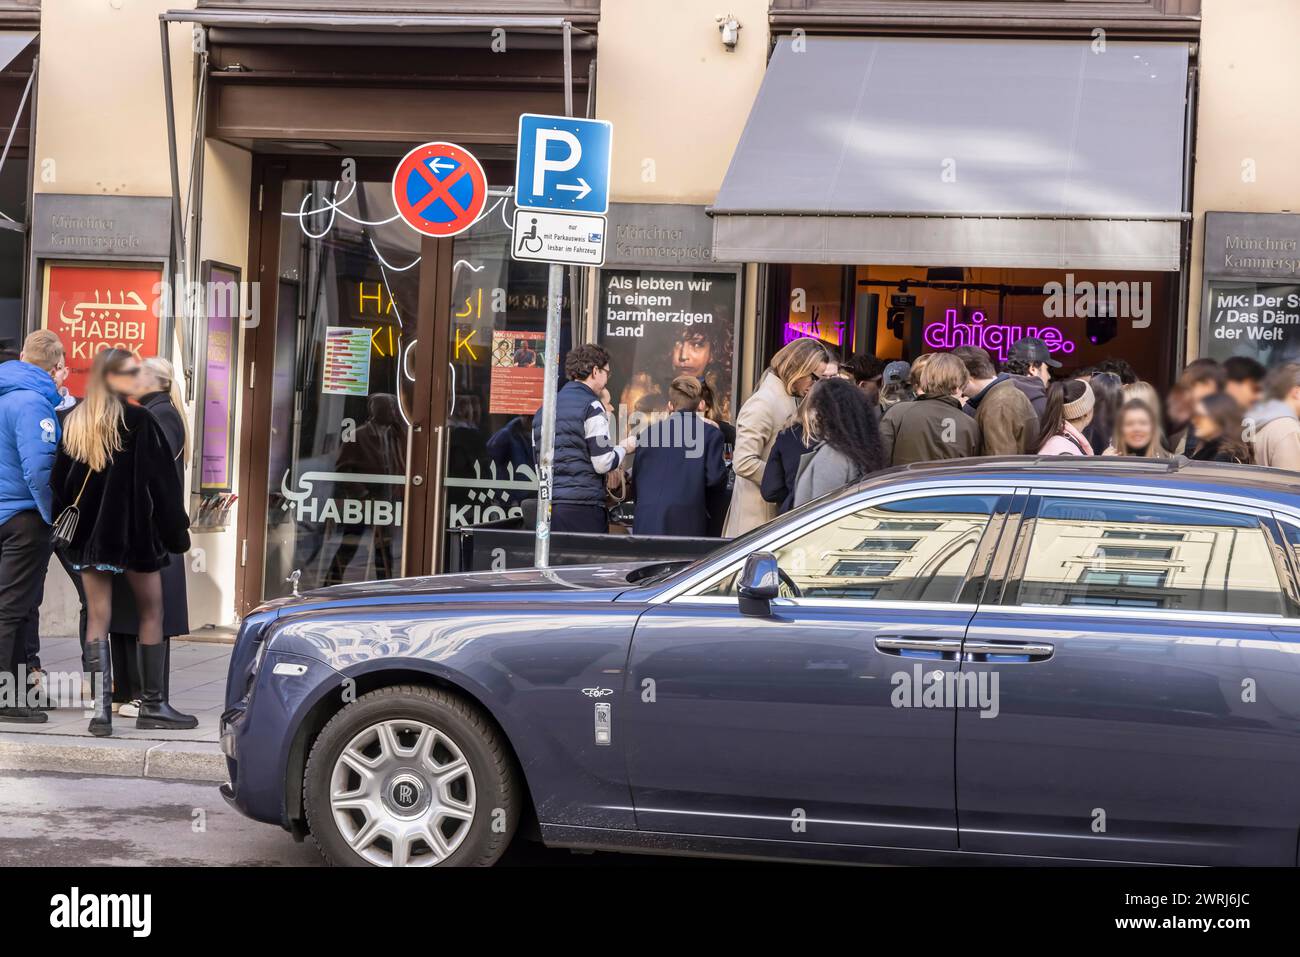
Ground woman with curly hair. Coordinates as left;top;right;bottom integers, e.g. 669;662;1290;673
793;377;885;508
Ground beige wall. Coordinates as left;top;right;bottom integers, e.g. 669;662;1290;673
597;0;767;205
1188;0;1300;357
189;138;252;630
35;0;194;197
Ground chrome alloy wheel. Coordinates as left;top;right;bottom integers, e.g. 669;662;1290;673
329;718;477;866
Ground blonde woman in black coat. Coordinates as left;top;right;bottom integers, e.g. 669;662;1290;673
108;357;192;718
51;349;192;736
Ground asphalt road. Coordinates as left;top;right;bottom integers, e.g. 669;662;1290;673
0;770;737;867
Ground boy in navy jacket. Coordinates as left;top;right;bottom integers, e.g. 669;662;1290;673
630;377;727;537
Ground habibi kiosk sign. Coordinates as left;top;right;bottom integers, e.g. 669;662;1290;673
41;261;164;397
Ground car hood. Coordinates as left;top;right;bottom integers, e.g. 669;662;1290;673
265;562;671;617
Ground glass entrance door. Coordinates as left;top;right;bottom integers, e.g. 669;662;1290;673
261;176;422;599
243;161;574;606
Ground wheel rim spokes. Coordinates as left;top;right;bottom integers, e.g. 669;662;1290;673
329;718;477;867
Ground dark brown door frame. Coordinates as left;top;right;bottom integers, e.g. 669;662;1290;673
234;154;455;614
234;153;282;616
404;233;452;578
235;154;534;610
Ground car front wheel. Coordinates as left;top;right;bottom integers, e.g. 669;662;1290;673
304;685;519;867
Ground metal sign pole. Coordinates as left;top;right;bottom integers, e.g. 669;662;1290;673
534;21;575;569
534;262;564;568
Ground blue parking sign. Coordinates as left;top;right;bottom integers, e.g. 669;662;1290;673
515;114;612;215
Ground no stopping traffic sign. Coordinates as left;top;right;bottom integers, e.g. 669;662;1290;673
391;142;488;238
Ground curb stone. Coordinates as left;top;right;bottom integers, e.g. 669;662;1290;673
0;732;227;782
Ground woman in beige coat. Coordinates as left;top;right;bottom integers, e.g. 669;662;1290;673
722;338;836;537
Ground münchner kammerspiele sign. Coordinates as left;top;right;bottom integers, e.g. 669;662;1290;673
1201;212;1300;365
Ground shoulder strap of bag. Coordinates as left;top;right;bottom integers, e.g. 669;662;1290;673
71;464;92;506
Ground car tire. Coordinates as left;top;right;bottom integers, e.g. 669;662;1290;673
304;684;519;867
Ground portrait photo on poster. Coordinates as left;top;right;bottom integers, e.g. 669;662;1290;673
597;267;740;424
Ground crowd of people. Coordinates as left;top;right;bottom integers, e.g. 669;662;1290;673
719;338;1296;535
0;332;194;732
538;334;1294;541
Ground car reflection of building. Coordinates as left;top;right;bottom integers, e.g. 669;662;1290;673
1020;518;1280;615
782;507;988;601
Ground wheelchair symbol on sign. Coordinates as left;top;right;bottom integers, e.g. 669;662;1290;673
517;217;543;253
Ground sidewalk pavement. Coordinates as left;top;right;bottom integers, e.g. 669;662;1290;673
0;633;232;782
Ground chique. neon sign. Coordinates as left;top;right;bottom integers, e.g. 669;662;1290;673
923;309;1075;362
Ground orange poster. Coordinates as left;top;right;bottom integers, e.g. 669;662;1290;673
42;262;164;398
489;330;546;415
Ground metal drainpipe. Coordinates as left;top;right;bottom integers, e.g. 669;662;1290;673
160;18;187;364
1175;52;1200;372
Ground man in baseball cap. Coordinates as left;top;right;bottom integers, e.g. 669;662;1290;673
1002;336;1059;417
879;360;914;411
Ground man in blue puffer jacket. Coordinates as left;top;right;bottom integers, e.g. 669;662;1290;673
533;343;636;533
0;330;65;723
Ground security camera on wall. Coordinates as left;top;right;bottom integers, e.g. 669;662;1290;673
716;14;742;52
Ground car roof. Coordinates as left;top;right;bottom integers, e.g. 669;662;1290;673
857;455;1300;510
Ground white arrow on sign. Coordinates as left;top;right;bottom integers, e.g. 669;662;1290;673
556;178;592;200
428;157;457;174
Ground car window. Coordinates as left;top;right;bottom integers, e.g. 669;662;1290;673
1016;497;1285;615
702;494;999;602
1276;523;1300;610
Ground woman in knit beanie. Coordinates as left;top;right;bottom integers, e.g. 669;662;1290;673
1037;379;1095;456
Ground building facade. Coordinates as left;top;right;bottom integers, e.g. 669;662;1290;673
9;0;1294;631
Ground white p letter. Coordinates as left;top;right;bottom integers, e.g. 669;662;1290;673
533;129;581;196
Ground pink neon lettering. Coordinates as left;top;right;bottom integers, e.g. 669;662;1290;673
923;309;1075;362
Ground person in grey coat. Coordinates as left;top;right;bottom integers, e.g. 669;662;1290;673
793;378;885;508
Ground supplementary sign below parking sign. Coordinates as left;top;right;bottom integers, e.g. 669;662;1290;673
511;209;606;266
515;114;612;215
392;141;487;237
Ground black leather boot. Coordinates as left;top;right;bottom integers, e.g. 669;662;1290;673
86;639;112;737
136;642;197;730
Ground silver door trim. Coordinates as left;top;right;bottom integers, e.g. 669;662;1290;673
983;603;1289;627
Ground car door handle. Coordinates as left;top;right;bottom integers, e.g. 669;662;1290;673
874;636;964;657
964;640;1054;660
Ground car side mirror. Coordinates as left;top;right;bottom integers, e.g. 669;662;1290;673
738;552;781;617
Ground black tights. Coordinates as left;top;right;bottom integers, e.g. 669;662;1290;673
83;570;163;650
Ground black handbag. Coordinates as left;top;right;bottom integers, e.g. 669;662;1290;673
51;466;92;549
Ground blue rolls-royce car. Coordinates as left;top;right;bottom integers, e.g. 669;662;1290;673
221;457;1300;867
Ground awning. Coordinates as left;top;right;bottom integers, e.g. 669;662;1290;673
162;9;596;48
0;30;34;73
711;37;1191;270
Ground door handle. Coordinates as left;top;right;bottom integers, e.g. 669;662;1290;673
874;636;964;657
964;640;1054;660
